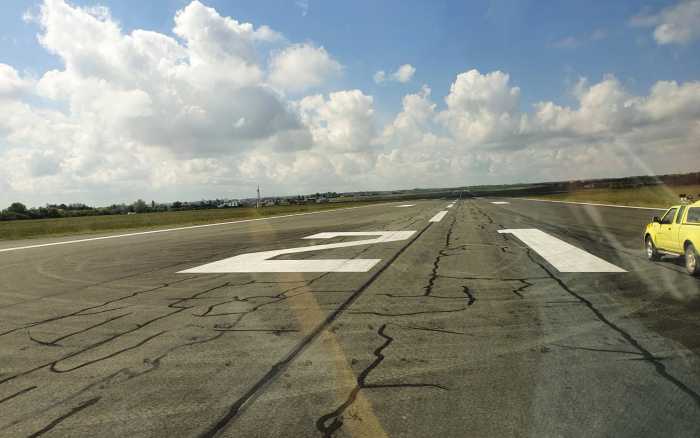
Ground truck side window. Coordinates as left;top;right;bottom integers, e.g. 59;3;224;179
661;208;677;225
688;208;700;224
676;206;686;224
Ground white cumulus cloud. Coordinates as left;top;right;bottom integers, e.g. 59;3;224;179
298;90;376;152
268;44;342;93
437;69;522;145
0;64;34;97
631;0;700;45
374;64;416;84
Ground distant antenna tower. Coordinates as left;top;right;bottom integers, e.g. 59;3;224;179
256;185;261;208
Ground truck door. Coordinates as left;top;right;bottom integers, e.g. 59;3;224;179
656;207;678;251
669;206;686;253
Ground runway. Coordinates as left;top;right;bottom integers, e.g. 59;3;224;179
1;198;699;437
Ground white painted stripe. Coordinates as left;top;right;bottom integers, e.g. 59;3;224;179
429;211;448;222
179;231;416;273
395;204;416;208
518;198;665;211
498;229;626;273
0;202;400;254
491;201;510;205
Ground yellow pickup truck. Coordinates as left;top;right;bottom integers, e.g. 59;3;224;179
644;200;700;275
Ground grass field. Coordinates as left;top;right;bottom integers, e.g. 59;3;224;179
526;184;700;208
0;201;386;241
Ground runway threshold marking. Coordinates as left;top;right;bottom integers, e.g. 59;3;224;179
178;231;416;273
498;229;626;273
429;211;449;222
491;201;509;205
0;202;401;254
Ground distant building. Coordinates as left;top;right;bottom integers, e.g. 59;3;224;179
217;199;240;208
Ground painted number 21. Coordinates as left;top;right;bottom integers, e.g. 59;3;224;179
178;231;416;273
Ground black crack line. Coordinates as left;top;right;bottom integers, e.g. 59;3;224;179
437;274;550;281
175;280;256;305
462;286;476;306
0;276;198;338
26;397;100;438
0;385;36;405
28;332;222;424
446;243;509;250
348;307;467;317
316;324;447;437
247;280;307;284
1;315;175;385
0;252;221;312
377;293;465;300
423;215;457;296
423;254;440;296
625;356;672;362
388;323;466;336
195;288;303;318
196;299;244;317
72;306;130;316
168;282;233;310
1;283;230;385
470;202;494;225
368;382;447;389
50;330;167;373
126;331;227;380
213;329;298;334
27;313;131;347
552;344;645;357
22;369;126;426
511;279;533;299
196;222;434;438
525;249;700;408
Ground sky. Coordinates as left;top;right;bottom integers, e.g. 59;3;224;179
1;0;700;207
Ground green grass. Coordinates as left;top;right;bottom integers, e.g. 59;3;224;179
526;184;700;208
0;201;385;241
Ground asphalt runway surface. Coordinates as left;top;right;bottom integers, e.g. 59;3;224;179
1;198;700;437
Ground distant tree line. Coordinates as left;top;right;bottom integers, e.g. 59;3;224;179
564;171;700;190
0;191;351;222
0;198;242;222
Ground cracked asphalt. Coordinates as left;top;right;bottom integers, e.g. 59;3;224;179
1;198;700;437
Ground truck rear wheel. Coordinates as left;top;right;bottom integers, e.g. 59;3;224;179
685;243;699;276
645;236;660;261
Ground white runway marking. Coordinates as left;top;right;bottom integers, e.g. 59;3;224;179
395;204;416;208
429;211;449;222
0;202;400;254
518;198;664;211
178;231;416;273
498;229;626;273
491;201;509;205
